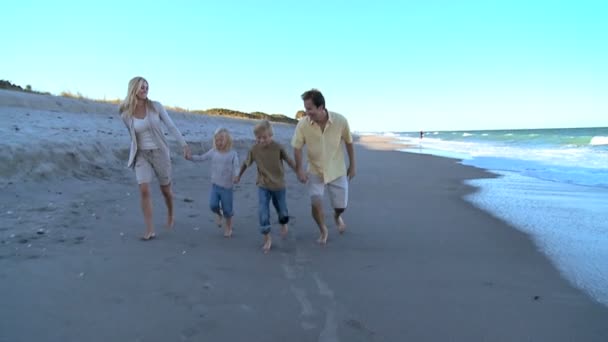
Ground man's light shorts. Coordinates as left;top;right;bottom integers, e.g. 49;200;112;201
307;174;348;209
134;149;172;185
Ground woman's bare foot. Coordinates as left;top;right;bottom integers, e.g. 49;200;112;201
335;215;346;234
215;214;223;228
317;225;328;245
280;224;289;239
262;234;272;253
166;216;175;230
141;231;156;241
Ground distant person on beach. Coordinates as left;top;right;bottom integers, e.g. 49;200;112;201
189;128;240;238
119;76;191;241
420;131;424;139
236;120;296;253
292;89;356;244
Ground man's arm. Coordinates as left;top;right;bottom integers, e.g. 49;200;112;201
345;142;356;180
342;118;356;180
294;148;308;183
294;148;303;171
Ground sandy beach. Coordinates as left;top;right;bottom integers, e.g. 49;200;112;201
1;89;607;341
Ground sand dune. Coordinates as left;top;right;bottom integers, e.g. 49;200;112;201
0;89;295;181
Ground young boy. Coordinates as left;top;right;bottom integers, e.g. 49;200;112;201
236;120;296;253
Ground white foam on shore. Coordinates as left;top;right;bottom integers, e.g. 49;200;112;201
0;89;295;181
465;171;608;307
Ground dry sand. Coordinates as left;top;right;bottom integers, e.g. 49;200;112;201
1;89;607;341
354;134;413;151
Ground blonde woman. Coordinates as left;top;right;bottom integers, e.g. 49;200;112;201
190;128;240;238
119;76;191;240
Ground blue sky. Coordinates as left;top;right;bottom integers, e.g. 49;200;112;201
2;0;606;132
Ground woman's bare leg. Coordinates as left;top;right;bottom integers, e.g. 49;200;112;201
139;183;155;238
160;184;174;229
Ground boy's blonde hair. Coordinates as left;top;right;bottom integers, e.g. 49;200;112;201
253;120;273;137
213;127;233;150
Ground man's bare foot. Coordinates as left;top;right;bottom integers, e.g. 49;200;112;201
262;235;272;254
166;216;175;230
317;225;328;245
280;224;289;239
335;215;346;234
215;214;223;228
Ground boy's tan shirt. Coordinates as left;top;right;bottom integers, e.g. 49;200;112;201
243;141;292;190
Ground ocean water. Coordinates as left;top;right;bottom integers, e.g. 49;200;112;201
370;127;608;306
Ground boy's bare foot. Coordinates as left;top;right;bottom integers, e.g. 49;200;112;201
335;215;346;234
215;214;223;228
317;225;328;245
280;224;289;239
224;227;233;238
262;235;272;254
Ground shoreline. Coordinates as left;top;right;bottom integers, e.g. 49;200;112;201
354;134;417;151
357;132;608;307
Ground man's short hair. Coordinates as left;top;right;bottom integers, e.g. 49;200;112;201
301;89;325;109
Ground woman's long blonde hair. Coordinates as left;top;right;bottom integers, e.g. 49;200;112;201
213;127;233;151
119;76;152;116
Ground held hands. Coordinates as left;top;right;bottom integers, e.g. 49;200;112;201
347;164;356;181
183;145;192;160
233;176;240;184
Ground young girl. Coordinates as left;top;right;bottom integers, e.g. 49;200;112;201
190;128;239;237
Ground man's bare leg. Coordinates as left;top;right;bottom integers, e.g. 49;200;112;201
311;197;328;244
160;184;174;229
334;208;346;234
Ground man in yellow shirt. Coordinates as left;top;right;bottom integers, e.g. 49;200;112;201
292;89;356;244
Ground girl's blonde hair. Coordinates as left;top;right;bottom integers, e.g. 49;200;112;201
213;127;233;151
119;76;152;117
